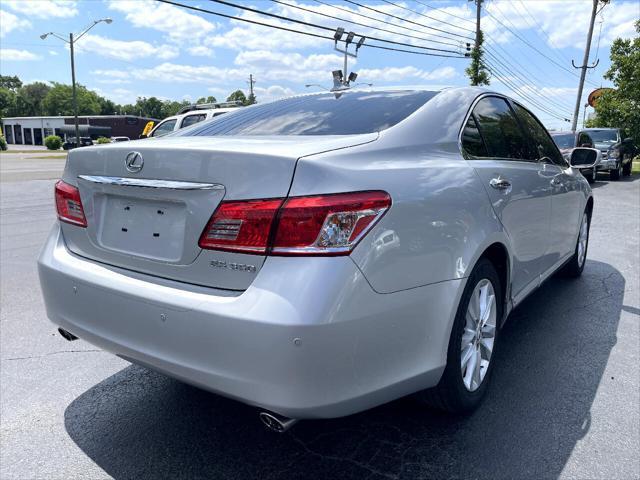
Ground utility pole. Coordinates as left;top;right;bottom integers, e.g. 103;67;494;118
465;0;489;86
41;18;112;146
248;74;255;98
69;33;79;143
571;0;600;132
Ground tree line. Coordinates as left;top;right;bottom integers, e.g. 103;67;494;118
0;75;256;120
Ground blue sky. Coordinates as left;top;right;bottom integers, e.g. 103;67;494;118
0;0;638;129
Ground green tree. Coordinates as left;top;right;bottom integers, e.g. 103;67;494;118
99;97;118;115
465;29;490;86
0;75;22;91
0;88;18;117
17;82;51;116
588;20;640;144
227;89;247;105
134;97;164;119
41;82;102;116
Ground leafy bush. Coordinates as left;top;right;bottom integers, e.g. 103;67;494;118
0;135;7;151
44;135;62;150
96;137;111;144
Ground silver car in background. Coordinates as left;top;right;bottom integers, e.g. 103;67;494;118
38;87;596;430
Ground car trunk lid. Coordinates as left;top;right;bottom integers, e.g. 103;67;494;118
59;134;377;290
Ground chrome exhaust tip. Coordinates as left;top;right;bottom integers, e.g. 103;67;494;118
259;411;298;433
58;328;78;341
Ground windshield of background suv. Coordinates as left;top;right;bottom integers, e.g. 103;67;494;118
179;90;437;136
587;130;618;144
551;133;576;149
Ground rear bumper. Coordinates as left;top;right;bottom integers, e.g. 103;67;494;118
38;224;463;418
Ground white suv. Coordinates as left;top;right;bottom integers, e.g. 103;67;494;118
146;102;243;138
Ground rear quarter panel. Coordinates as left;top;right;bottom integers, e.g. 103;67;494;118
291;142;506;293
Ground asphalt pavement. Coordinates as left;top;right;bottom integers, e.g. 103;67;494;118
1;155;639;480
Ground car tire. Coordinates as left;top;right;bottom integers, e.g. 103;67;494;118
585;170;595;183
416;258;502;414
560;210;590;278
610;163;622;181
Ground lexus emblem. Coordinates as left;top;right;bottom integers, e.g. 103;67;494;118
125;151;144;173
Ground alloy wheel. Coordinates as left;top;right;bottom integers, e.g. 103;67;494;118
577;212;588;268
460;279;496;392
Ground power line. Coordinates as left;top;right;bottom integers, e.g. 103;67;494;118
157;0;466;58
484;57;571;122
207;0;461;55
413;0;476;26
342;0;475;41
515;0;572;65
484;5;599;89
378;0;475;34
270;0;462;49
484;42;576;111
313;0;468;46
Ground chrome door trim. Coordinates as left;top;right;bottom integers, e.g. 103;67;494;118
77;175;224;190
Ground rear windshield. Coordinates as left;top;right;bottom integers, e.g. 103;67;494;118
178;90;437;136
551;133;576;149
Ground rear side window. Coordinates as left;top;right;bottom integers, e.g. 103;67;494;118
472;97;532;161
150;119;177;137
180;114;206;128
461;114;487;157
513;104;566;166
180;90;437;136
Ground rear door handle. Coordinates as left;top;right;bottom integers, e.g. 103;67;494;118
489;177;512;190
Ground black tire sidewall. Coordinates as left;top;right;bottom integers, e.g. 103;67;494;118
441;259;503;412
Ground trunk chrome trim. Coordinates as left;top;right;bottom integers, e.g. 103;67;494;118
77;175;224;190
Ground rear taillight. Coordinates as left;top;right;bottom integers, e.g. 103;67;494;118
199;191;390;256
55;180;87;227
271;191;391;255
198;198;283;254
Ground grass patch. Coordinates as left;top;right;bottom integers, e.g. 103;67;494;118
31;155;68;160
0;149;62;154
632;161;640;175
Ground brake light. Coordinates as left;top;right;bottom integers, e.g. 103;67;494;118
198;198;283;253
199;191;390;256
271;191;391;255
55;180;87;227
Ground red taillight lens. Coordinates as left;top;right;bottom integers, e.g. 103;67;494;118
272;191;391;255
198;198;283;254
198;191;390;256
55;180;87;227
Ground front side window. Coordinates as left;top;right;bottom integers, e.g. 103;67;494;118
472;97;532;161
513;104;565;166
150;119;177;137
551;133;576;149
577;132;593;147
180;114;206;128
180;90;438;136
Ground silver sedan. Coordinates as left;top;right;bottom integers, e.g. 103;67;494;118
38;87;596;431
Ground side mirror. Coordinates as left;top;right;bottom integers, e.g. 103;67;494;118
570;147;601;168
138;134;147;139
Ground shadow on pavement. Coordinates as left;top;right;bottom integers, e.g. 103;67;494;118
64;260;624;480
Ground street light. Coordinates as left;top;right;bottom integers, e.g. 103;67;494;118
41;18;112;145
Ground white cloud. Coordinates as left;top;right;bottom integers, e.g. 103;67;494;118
484;0;639;48
49;50;59;56
2;0;78;18
357;66;457;83
188;45;215;57
253;85;297;104
0;48;40;61
108;0;215;42
75;34;179;61
0;10;31;37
